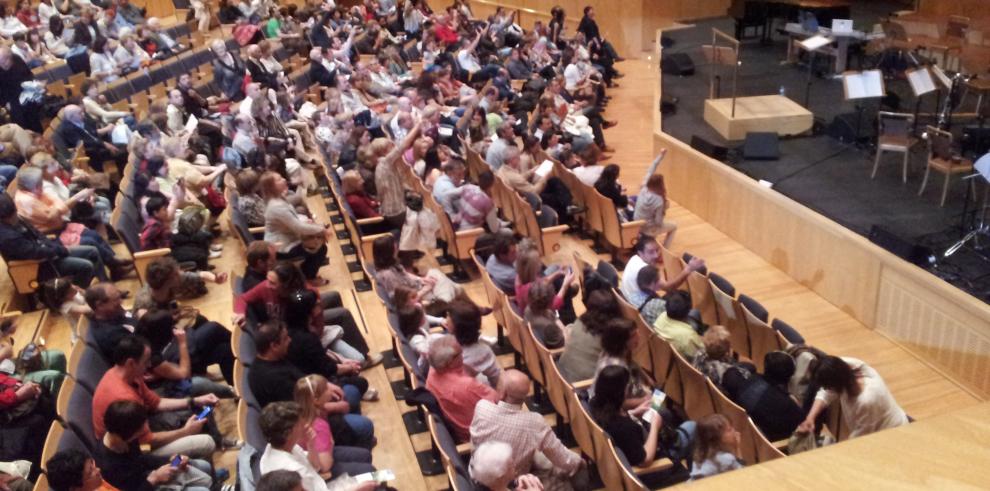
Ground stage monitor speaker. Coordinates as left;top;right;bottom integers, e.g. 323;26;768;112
743;132;780;160
691;135;728;161
868;225;933;267
662;53;695;76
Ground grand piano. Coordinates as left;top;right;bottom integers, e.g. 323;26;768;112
729;0;853;41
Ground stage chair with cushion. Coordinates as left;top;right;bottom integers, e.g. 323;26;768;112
709;274;749;358
614;289;654;374
74;346;111;394
919;126;975;206
771;318;806;345
659;245;687;291
428;413;471;479
872;112;914;182
649;335;681;403
672;348;716;420
40;421;65;471
595;190;644;262
686;268;718;327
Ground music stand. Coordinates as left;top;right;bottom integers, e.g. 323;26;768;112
798;34;833;108
841;69;886;144
945;154;990;257
703;44;737;99
708;29;741;117
906;66;938;135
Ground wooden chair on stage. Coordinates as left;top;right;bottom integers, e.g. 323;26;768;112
871;112;914;183
919;126;975;206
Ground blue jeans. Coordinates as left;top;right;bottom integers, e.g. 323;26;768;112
78;228;118;265
331;445;375;477
342;384;362;413
0;165;18;190
342;413;375;447
47;245;105;285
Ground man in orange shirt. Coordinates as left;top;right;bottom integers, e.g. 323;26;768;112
91;334;218;459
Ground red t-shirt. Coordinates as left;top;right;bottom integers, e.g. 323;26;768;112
92;366;161;442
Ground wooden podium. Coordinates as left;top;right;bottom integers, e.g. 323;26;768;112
703;95;814;141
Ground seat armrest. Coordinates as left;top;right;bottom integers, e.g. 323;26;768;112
633;457;675;474
572;379;593;390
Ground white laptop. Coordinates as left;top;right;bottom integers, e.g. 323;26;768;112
831;19;854;34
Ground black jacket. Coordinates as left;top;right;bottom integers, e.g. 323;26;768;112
309;61;337;87
56;118;106;152
247;58;279;89
309;10;334;49
0;220;68;261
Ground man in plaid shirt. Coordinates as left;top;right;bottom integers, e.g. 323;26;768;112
470;370;588;490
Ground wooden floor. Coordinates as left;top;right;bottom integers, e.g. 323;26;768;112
3;57;983;490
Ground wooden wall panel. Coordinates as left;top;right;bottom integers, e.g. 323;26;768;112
652;28;990;397
918;0;990;19
647;0;731;21
472;0;643;57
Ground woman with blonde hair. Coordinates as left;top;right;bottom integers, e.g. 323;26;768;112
689;414;743;481
293;374;376;478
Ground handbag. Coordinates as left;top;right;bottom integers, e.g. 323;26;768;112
16;344;43;374
204;185;227;210
58;223;86;248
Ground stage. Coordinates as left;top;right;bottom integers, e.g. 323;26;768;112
659;7;990;302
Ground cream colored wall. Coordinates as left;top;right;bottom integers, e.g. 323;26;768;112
651;29;990;397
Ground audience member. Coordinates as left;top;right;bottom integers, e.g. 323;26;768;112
619;235;702;312
447;299;501;387
91;334;218;459
651;290;703;358
798;356;908;439
471;369;585;488
425;334;497;442
45;449;110;491
688;414;743;481
247;321;376;449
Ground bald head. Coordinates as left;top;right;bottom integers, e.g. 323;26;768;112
500;369;530;404
64;104;84;124
247;44;261;58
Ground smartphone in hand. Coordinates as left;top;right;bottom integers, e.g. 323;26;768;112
171;455;182;468
196;406;213;421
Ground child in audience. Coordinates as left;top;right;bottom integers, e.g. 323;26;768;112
293;374;375;479
140;195;172;250
689;414;744;481
39;277;91;344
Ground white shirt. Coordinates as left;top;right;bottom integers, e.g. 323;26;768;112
89;51;119;82
0;16;28;38
563;63;582;91
573;165;605;187
815;357;909;438
456;49;481;74
259;444;328;491
37;3;57;26
620;253;649;307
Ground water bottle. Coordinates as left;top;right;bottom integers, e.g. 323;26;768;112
779;85;786;97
